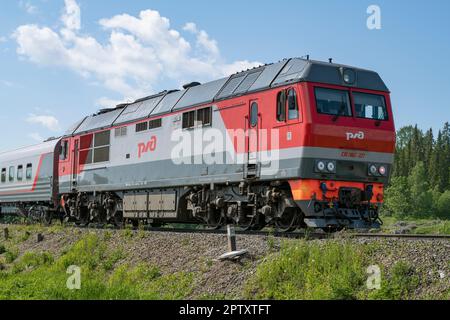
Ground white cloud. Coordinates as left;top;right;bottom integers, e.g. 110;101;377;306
0;36;7;43
29;132;44;142
61;0;81;31
20;1;38;15
13;1;261;105
26;114;61;131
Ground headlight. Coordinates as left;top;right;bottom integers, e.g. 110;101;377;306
369;164;378;175
342;68;356;85
317;161;326;172
379;166;387;176
327;161;336;173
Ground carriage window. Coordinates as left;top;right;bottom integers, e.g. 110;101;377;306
250;102;258;127
353;92;388;120
9;166;15;182
315;88;352;117
17;165;23;181
276;91;286;122
1;168;6;183
287;89;299;120
26;164;32;180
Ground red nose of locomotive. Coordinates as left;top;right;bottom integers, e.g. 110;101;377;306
289;81;396;230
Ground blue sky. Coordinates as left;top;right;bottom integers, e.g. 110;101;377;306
0;0;449;151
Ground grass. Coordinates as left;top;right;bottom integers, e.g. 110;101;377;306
244;240;421;300
381;216;450;235
0;233;194;300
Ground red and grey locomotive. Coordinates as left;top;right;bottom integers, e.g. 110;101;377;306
0;58;396;231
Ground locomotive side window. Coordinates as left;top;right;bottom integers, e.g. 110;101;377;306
197;107;212;126
353;92;388;121
315;88;352;117
115;127;127;137
9;166;15;182
149;118;162;130
17;165;23;181
136;122;148;133
276;91;286;122
182;110;195;129
79;131;110;164
182;107;211;129
287;89;299;120
26;164;32;180
60;140;68;160
250;102;258;127
93;131;110;163
1;168;5;183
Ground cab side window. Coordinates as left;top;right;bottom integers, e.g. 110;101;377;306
60;140;68;160
287;89;299;120
276;91;286;121
277;88;299;121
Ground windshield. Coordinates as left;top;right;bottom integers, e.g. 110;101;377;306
353;92;388;121
315;88;352;117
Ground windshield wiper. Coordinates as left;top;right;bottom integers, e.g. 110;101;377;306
332;104;346;122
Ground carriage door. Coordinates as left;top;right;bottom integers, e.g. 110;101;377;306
246;100;260;178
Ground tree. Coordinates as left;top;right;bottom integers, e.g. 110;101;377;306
407;162;432;215
383;176;412;217
436;191;450;218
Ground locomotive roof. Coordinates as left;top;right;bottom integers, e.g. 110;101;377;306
66;58;389;136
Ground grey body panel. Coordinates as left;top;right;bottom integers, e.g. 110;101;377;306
62;151;387;194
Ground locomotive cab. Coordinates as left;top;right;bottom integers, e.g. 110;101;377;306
288;63;395;230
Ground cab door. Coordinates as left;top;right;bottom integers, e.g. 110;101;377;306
246;99;260;178
71;138;79;188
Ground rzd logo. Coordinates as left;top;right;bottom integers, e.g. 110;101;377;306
346;131;365;141
138;136;157;158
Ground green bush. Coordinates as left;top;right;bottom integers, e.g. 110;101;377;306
368;261;419;300
436;191;450;217
0;233;194;300
244;241;367;300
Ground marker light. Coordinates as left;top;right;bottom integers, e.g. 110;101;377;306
379;166;387;176
369;165;378;175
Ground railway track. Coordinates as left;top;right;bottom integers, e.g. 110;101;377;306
1;218;449;241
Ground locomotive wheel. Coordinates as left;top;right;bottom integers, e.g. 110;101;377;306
276;209;299;232
75;209;89;227
41;209;53;226
205;208;223;230
113;211;124;228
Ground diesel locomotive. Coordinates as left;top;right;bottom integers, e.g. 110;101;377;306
0;58;396;231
